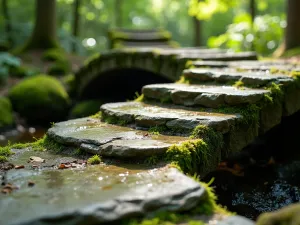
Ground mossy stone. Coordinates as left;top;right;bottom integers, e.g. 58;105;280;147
9;75;70;124
47;60;70;76
70;100;102;119
0;97;14;130
42;48;66;62
256;203;300;225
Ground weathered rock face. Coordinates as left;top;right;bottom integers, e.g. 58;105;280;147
143;83;269;107
0;149;207;225
47;118;189;158
101;101;239;133
183;68;292;87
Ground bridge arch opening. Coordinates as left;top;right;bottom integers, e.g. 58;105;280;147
80;68;173;102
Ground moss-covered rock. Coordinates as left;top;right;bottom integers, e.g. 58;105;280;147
256;203;300;225
0;97;14;131
47;60;70;76
9;75;70;124
42;48;66;62
70;100;102;119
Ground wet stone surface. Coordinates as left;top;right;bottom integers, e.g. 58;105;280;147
0;148;207;225
47;118;188;158
101;102;239;133
143;83;269;107
183;68;293;86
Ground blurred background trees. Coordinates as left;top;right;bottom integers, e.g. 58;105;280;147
0;0;293;56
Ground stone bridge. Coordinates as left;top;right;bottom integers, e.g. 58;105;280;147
3;48;300;225
65;48;300;175
74;48;257;101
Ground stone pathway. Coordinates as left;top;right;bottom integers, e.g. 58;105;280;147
3;50;300;224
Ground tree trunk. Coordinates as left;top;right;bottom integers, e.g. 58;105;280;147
25;0;58;50
72;0;80;53
2;0;13;47
249;0;256;25
193;17;201;47
115;0;122;27
285;0;300;51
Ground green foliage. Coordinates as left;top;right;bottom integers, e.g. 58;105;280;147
233;80;244;88
0;52;21;84
148;125;168;135
102;114;128;126
70;100;102;119
208;13;285;55
9;75;70;124
0;97;14;130
189;0;238;20
87;155;101;165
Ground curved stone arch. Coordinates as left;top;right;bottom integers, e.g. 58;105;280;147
75;49;188;97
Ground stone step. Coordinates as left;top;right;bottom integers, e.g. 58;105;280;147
191;60;300;72
142;83;269;108
100;102;239;133
1;147;206;225
183;68;293;86
47;118;188;158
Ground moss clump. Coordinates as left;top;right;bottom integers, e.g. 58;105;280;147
9;75;70;124
233;80;244;88
87;155;101;165
89;111;102;119
148;125;168;135
190;125;223;151
256;203;300;225
47;61;70;76
42;48;66;62
70;100;102;119
166;139;209;174
0;97;14;130
101;114;129;126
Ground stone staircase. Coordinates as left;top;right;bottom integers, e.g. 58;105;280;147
51;57;300;175
4;52;300;225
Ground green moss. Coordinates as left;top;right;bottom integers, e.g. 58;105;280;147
42;48;66;62
233;80;244;88
9;74;70;124
166;139;209;174
0;156;8;163
281;47;300;58
144;155;159;165
185;60;195;69
0;135;64;162
47;60;71;76
101;114;129;126
176;76;190;84
256;203;300;225
87;155;101;164
0;97;14;130
70;100;102;119
89;111;102;119
148;125;168;135
190;125;224;151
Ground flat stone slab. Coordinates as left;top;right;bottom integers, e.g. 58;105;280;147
0;149;206;225
142;83;269;107
47;118;188;158
184;68;293;86
101;102;239;133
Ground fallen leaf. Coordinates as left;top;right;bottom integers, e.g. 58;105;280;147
15;165;25;169
58;164;66;169
101;185;113;190
28;181;35;187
